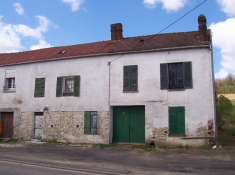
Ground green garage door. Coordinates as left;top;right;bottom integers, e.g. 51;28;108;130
113;106;145;144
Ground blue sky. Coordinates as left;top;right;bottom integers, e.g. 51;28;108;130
0;0;234;79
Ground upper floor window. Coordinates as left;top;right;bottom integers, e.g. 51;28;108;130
56;76;80;97
34;78;45;98
123;65;138;92
160;62;192;90
4;69;16;92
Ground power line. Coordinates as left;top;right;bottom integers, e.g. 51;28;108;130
109;0;208;64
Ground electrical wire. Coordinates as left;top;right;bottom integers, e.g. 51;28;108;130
109;0;208;64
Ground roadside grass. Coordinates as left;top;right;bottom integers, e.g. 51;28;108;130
41;139;68;145
93;144;117;148
132;144;155;152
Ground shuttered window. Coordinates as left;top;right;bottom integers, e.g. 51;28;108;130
56;76;80;97
160;62;192;90
84;111;97;134
169;107;185;135
34;78;45;97
123;65;138;91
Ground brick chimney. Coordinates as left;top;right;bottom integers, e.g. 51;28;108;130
111;23;123;41
198;14;207;42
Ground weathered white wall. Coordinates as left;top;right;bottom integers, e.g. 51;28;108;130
0;55;112;143
0;47;215;146
0;56;111;112
109;47;215;145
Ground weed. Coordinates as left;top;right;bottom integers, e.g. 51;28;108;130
94;144;116;148
177;145;184;149
197;145;212;150
132;144;154;152
225;147;234;150
42;139;68;145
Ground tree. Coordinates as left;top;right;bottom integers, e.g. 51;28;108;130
217;95;235;129
216;73;235;94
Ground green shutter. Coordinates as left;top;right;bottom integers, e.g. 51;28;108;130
160;63;168;90
130;65;138;91
74;76;80;97
184;62;192;89
56;77;63;97
34;78;41;97
34;78;45;97
177;107;185;134
84;112;91;133
169;107;185;134
40;78;45;97
123;66;130;91
169;107;178;134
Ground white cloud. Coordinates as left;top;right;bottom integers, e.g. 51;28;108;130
217;0;235;17
143;0;188;12
209;18;235;79
30;40;52;50
13;2;24;15
0;16;22;52
61;0;85;11
0;16;52;53
14;16;51;39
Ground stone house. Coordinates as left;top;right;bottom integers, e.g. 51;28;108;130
0;14;216;146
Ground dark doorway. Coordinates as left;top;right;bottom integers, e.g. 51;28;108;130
0;112;13;138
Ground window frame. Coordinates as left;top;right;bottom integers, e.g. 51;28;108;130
123;65;138;92
4;69;16;93
34;78;45;98
56;76;80;97
84;111;98;134
160;61;192;90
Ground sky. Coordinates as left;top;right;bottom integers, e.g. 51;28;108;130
0;0;234;79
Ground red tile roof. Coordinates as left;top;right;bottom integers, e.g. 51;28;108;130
0;30;211;66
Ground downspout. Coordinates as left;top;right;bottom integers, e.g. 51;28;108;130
210;44;218;148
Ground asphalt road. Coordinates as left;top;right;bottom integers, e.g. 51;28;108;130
0;142;235;175
0;161;101;175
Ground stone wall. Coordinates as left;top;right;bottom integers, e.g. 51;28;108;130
14;112;34;140
43;110;110;144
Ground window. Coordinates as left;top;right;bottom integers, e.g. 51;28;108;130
160;62;192;90
4;69;16;92
84;111;97;134
56;76;80;97
34;78;45;97
123;65;138;91
169;107;185;135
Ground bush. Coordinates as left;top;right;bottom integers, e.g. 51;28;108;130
217;95;235;129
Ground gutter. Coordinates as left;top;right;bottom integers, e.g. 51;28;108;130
0;45;211;67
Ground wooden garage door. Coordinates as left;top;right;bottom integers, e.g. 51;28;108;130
0;112;13;138
113;106;145;144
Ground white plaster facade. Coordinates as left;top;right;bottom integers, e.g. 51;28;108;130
0;16;216;146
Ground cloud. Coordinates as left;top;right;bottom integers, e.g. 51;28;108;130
209;18;235;79
13;2;24;15
61;0;85;11
14;16;51;39
217;0;235;17
0;16;52;53
30;40;52;50
143;0;188;12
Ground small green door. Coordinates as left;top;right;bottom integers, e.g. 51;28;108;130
113;106;145;144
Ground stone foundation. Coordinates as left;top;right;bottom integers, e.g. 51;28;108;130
14;110;110;144
14;112;34;140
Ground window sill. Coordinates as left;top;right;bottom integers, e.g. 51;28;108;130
63;93;74;96
168;88;185;91
123;90;139;93
3;88;16;93
168;134;186;137
84;133;98;135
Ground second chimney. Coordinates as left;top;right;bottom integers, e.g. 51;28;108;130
111;23;123;41
198;14;207;42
